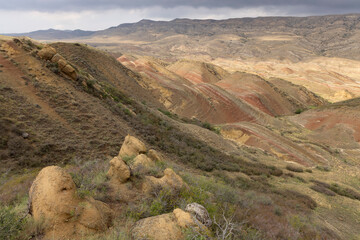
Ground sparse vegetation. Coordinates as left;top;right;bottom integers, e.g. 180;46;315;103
328;183;360;200
45;62;59;74
315;165;331;172
68;159;109;201
310;181;336;196
294;109;303;114
0;205;26;240
286;164;304;173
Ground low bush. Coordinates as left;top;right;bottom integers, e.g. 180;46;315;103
310;184;336;196
329;183;360;201
294;109;303;114
286;164;304;173
45;62;59;74
315;165;331;172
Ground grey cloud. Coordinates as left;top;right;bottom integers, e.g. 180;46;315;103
2;0;360;13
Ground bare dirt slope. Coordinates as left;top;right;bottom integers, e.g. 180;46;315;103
289;97;360;149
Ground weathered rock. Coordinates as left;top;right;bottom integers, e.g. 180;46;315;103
51;53;65;63
57;58;68;70
173;208;195;228
77;198;113;232
37;46;56;60
142;168;186;194
132;208;208;240
185;202;212;227
29;166;113;239
107;156;131;184
132;212;182;240
62;64;78;80
147;149;163;162
119;135;146;158
22;132;29;139
132;154;154;170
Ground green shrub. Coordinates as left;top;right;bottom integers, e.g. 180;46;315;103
310;183;336;196
315;165;331;172
122;155;136;165
294;109;303;114
46;62;59;74
286;164;304;173
0;206;26;240
329;183;360;200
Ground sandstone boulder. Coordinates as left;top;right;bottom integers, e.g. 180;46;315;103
173;208;195;228
29;166;113;239
132;154;154;170
57;58;68;70
62;64;78;80
119;135;146;158
38;46;56;60
147;149;163;162
142;168;186;194
185;202;212;227
107;156;131;184
51;53;65;63
132;213;182;240
132;208;197;240
132;208;209;240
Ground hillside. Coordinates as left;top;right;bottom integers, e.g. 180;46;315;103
12;14;360;103
0;36;359;239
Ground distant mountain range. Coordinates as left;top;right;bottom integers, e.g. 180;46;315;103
6;13;360;61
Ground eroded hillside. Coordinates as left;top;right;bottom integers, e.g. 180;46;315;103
0;36;359;240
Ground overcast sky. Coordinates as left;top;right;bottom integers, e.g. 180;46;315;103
1;0;360;33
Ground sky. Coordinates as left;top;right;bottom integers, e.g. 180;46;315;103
1;0;360;33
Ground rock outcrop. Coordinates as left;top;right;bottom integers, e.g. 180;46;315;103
132;208;202;240
119;134;147;158
38;44;78;80
107;156;131;184
142;168;187;194
29;166;113;239
37;46;56;60
61;64;77;80
185;202;212;227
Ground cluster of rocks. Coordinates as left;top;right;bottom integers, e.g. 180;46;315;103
37;45;78;80
28;135;212;240
107;135;187;195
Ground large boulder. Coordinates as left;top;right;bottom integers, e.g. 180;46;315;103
142;168;187;194
185;202;212;227
119;135;147;158
132;208;198;240
29;166;113;239
107;156;131;184
38;45;56;60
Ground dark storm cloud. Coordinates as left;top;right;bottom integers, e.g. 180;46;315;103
2;0;360;14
